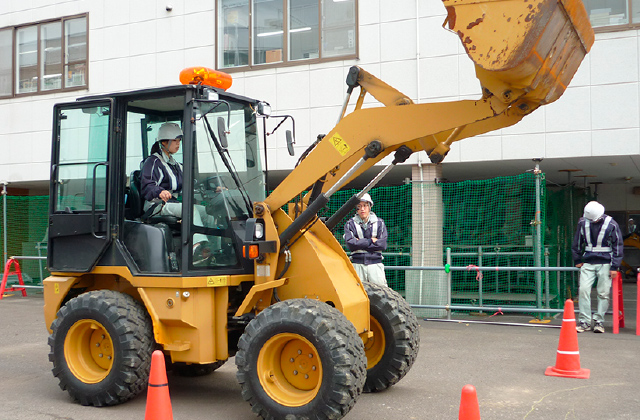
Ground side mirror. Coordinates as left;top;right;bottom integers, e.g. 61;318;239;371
217;117;228;149
286;130;295;156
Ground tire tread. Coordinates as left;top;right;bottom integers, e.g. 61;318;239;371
48;290;154;406
236;299;366;420
363;283;420;393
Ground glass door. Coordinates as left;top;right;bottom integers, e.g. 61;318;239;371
48;100;113;272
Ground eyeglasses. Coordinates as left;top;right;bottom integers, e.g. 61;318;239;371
356;204;369;210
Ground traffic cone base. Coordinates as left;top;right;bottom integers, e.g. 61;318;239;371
544;299;590;379
145;350;174;420
545;365;590;379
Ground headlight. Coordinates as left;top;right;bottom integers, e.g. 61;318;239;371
254;222;264;240
257;102;271;117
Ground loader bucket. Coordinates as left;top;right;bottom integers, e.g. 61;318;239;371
443;0;594;109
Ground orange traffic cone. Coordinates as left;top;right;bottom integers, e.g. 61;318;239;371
145;350;174;420
458;384;481;420
545;299;590;379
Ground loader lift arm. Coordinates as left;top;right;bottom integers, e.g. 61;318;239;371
234;0;594;334
265;0;595;212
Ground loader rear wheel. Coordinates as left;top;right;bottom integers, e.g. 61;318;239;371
362;282;420;392
236;299;366;419
48;290;154;406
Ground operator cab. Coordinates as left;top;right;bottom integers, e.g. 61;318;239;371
48;74;266;276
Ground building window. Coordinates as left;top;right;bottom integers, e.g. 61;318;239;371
218;0;356;70
1;14;87;99
0;29;12;97
583;0;640;28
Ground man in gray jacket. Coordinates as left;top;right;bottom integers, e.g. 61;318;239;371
571;201;623;333
344;193;388;286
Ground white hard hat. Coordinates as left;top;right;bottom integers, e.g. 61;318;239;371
157;122;183;141
359;193;373;207
583;201;605;221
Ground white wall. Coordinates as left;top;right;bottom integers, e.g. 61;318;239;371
1;0;640;191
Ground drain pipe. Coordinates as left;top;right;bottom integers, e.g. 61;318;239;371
417;155;425;305
533;159;543;311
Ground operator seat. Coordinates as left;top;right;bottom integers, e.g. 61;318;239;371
125;170;180;228
123;169;181;273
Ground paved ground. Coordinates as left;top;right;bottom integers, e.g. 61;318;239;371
0;287;638;420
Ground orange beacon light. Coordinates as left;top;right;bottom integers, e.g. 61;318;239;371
179;67;233;91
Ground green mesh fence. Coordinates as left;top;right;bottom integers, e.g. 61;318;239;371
1;173;580;312
0;196;50;284
324;173;561;315
441;173;549;312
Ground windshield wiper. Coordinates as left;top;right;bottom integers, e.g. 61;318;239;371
202;114;254;215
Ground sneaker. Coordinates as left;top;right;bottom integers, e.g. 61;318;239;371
576;322;592;333
593;322;605;333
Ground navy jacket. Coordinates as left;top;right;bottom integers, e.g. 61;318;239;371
344;213;388;265
140;152;183;202
571;215;623;269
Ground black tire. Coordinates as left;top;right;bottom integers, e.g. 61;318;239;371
171;360;227;377
48;290;154;406
362;282;420;393
235;299;366;420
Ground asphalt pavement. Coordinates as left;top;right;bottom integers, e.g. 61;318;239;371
0;289;638;420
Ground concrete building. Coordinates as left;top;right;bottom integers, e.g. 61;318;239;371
1;1;640;223
1;0;639;210
2;0;638;312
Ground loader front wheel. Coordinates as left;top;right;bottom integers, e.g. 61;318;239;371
48;290;154;406
236;299;366;419
363;282;420;392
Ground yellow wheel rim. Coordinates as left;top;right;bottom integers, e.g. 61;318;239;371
64;319;114;384
257;333;323;407
364;316;385;369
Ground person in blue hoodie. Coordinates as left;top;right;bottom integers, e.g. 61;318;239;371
571;201;623;333
344;193;388;286
141;122;210;253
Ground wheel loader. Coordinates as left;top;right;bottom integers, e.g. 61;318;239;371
43;0;594;418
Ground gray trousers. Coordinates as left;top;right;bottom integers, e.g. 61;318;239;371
578;262;612;324
144;201;211;244
354;263;387;286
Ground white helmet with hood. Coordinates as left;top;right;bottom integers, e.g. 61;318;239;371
583;201;605;222
359;193;373;207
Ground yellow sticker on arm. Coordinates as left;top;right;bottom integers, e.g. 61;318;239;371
330;133;351;156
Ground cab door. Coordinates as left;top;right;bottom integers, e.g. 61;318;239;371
48;100;114;272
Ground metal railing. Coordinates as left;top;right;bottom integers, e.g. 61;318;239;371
385;259;579;319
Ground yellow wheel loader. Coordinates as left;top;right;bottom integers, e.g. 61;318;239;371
43;0;594;418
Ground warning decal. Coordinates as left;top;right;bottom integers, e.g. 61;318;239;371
331;133;351;156
207;276;227;287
